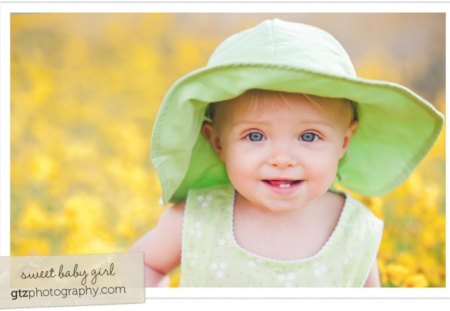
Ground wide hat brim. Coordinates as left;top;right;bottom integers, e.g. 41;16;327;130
152;64;443;203
151;20;443;204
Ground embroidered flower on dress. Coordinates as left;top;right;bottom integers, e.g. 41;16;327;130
343;250;357;266
313;263;328;277
188;221;202;237
184;252;198;267
210;261;227;278
344;222;363;240
276;272;296;287
218;238;227;246
345;273;354;285
197;194;213;208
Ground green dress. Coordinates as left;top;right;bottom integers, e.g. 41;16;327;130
180;184;383;287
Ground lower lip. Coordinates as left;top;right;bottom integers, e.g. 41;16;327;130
262;180;303;195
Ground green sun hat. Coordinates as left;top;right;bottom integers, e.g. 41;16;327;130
151;18;444;204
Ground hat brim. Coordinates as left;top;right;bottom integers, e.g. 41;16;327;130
151;63;443;203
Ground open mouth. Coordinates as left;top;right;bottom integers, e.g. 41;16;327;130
263;179;302;189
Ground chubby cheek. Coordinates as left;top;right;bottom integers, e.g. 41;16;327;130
303;150;341;184
221;144;258;184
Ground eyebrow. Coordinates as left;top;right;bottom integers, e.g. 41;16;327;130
230;119;337;129
230;120;270;126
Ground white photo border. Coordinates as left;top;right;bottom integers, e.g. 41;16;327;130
1;1;448;300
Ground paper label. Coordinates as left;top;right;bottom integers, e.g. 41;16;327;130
0;253;145;308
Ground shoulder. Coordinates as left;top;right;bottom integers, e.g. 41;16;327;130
321;191;383;228
317;191;346;230
158;201;185;229
186;184;233;207
340;194;384;245
183;185;234;230
346;195;383;226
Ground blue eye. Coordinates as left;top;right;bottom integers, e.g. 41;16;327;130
247;132;264;141
300;132;318;142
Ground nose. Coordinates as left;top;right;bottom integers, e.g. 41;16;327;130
268;150;297;168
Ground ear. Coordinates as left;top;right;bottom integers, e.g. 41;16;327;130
340;120;359;157
201;122;224;160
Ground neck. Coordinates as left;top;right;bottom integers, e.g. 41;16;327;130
234;191;325;219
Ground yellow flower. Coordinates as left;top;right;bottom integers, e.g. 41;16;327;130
17;201;48;231
116;197;161;240
367;197;384;219
63;194;106;231
62;230;118;254
402;274;429;287
419;256;443;286
396;252;418;273
13;237;51;256
419;228;436;251
28;153;57;182
26;62;55;105
169;268;181;288
386;264;409;286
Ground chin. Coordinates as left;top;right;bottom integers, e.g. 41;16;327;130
258;199;305;213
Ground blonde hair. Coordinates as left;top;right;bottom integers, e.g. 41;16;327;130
206;89;357;126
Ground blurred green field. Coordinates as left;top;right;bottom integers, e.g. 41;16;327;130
10;13;445;287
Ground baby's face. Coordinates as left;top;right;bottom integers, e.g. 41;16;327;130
204;92;357;213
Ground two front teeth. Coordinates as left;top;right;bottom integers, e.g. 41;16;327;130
264;180;301;188
278;183;293;189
